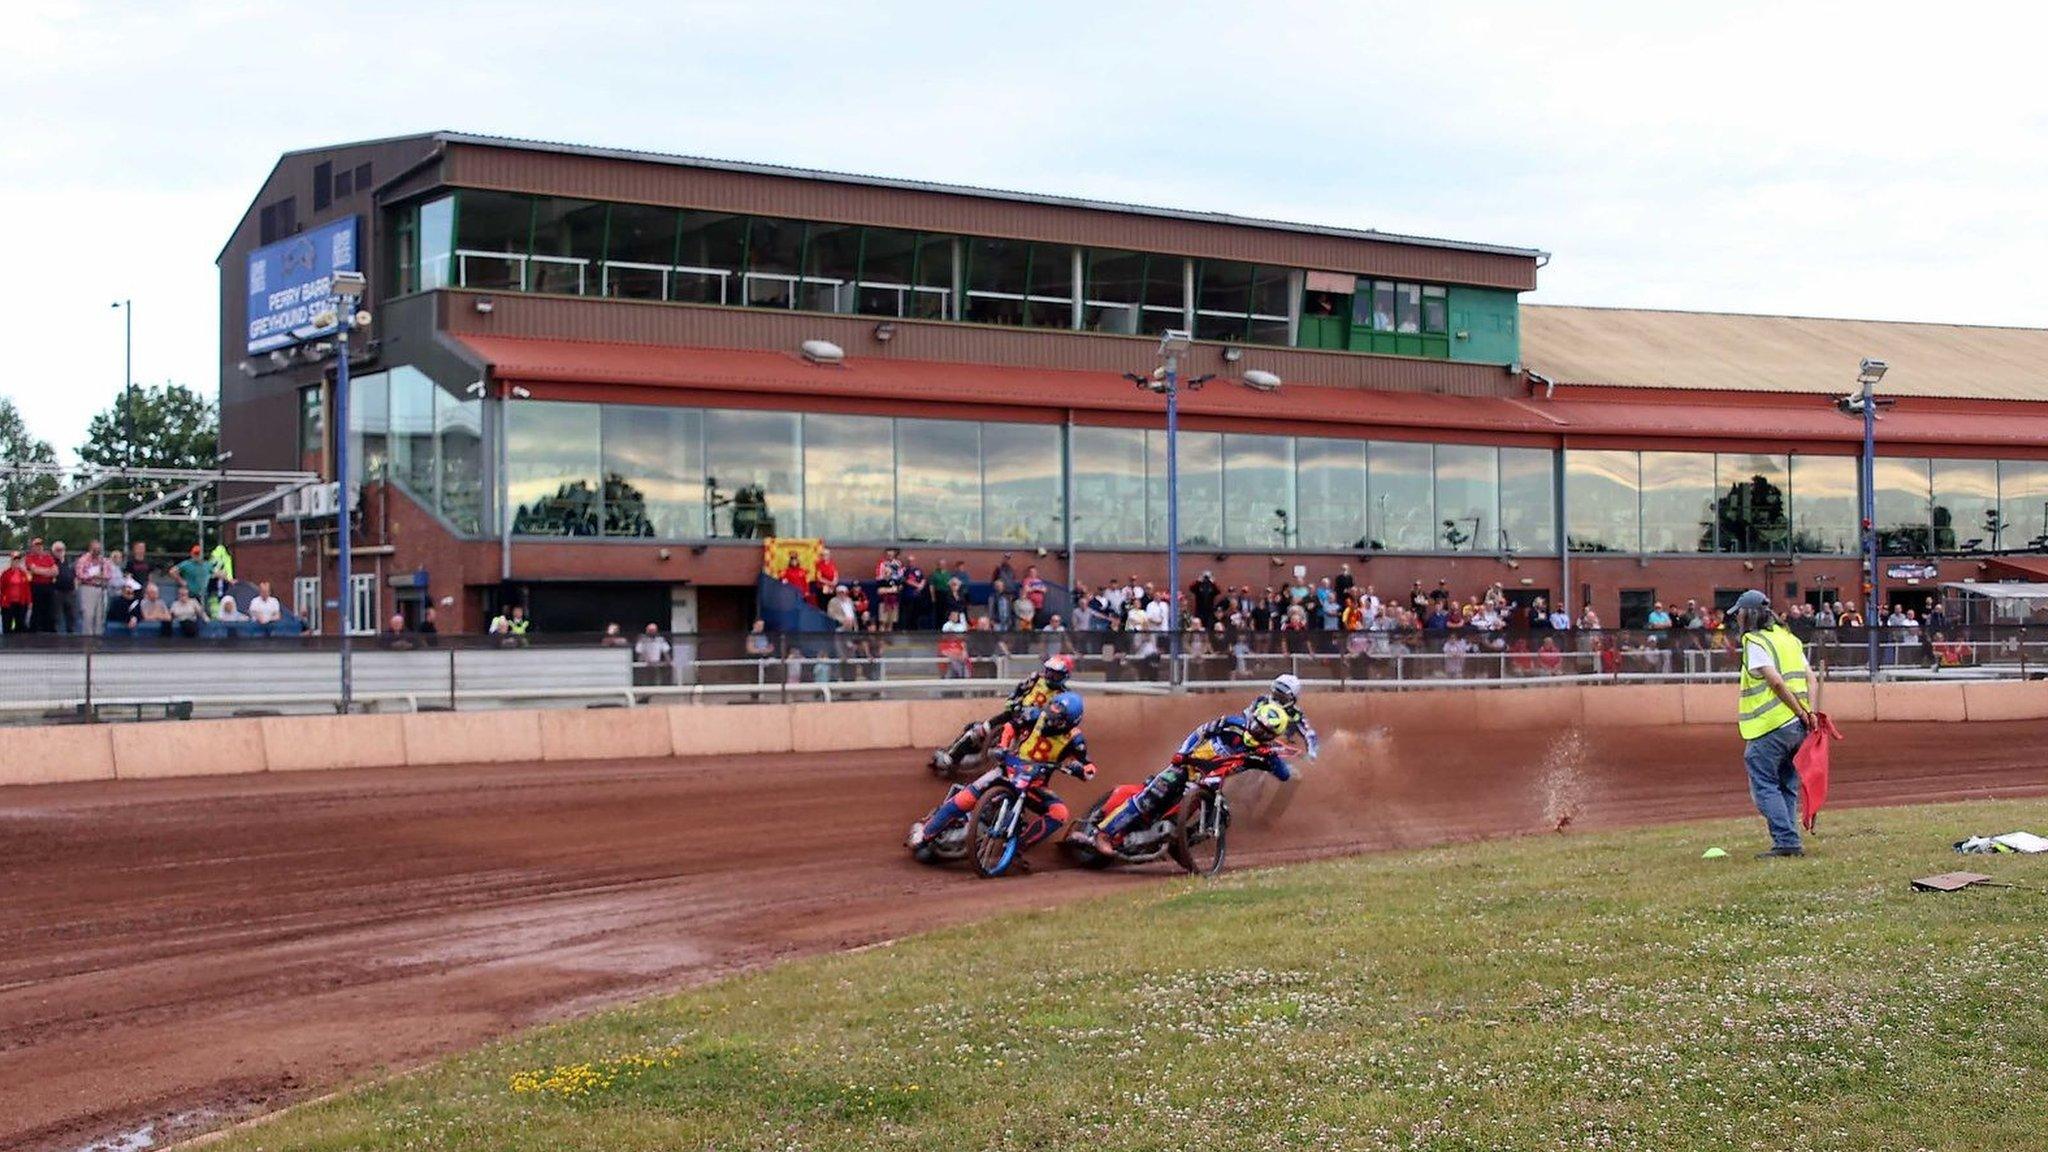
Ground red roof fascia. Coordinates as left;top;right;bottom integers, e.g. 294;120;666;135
458;336;2048;450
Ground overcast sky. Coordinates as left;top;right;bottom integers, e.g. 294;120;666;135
4;1;2044;459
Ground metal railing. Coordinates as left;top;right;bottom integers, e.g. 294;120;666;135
0;624;2040;726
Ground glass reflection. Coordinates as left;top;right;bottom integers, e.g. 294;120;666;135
1872;456;1932;554
1224;434;1294;549
435;387;483;533
1714;454;1789;553
506;402;600;535
1565;449;1638;553
984;423;1062;544
1071;426;1145;546
1789;455;1857;555
348;371;388;484
1295;438;1368;551
1148;430;1221;547
896;419;980;543
387;367;436;498
1369;441;1433;551
1433;444;1497;552
802;415;894;540
705;409;799;538
1931;458;1998;551
1638;452;1714;553
2001;461;2048;551
1499;447;1556;555
601;406;702;537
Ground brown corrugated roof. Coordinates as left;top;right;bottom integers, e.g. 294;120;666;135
1523;305;2048;401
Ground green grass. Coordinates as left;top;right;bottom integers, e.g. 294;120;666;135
215;801;2048;1152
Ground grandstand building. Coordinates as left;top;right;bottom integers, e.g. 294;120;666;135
218;132;2048;635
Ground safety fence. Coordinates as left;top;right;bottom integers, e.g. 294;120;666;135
0;625;2041;726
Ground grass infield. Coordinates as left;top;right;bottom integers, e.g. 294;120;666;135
211;799;2048;1152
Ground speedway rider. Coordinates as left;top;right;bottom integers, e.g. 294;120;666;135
1079;701;1294;855
1256;673;1319;761
909;691;1097;853
931;653;1076;770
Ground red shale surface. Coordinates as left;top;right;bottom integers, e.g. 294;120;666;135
3;710;2047;1150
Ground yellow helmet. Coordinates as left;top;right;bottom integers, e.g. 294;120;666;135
1246;700;1290;743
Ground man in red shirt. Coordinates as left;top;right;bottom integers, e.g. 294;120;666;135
23;538;60;633
812;547;840;605
0;552;29;633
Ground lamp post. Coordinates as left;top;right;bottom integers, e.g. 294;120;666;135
1127;333;1277;689
110;299;134;550
327;270;369;711
1849;357;1889;681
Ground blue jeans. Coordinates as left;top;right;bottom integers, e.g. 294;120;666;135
1743;718;1806;850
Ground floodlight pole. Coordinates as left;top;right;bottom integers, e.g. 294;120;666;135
1164;347;1182;689
330;272;368;712
111;299;134;551
1855;358;1887;683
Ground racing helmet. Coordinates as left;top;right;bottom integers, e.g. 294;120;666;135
1043;691;1084;731
1042;653;1076;682
1245;700;1290;743
1269;672;1301;705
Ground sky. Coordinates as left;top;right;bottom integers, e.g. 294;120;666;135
4;0;2046;460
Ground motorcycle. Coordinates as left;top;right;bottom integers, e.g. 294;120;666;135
1066;745;1290;877
910;752;1082;878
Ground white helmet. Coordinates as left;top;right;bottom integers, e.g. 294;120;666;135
1270;673;1301;704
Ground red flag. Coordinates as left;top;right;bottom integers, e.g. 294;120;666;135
1794;712;1842;832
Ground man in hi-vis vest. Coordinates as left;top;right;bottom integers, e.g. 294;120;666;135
1732;589;1816;857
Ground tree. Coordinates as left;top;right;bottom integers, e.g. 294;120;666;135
76;383;221;555
0;396;60;550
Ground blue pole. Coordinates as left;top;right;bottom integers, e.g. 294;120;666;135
335;319;354;712
1165;355;1181;689
1862;379;1878;681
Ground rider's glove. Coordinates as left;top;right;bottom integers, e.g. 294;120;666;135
1169;753;1187;767
1201;774;1225;789
1075;761;1098;781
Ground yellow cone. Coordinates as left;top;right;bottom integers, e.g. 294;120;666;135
1701;847;1729;859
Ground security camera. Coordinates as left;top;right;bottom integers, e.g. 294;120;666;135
465;381;486;397
511;385;532;399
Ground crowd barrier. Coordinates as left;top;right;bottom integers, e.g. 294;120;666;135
1;677;2043;789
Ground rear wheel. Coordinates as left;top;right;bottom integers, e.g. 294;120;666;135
967;784;1023;878
1173;790;1229;876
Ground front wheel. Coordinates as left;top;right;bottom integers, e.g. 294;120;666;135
967;784;1023;878
1172;790;1229;876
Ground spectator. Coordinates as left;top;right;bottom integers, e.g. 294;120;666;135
827;585;857;631
874;548;904;630
901;556;929;631
0;553;28;633
418;606;441;646
206;543;234;608
248;581;283;634
634;623;673;685
48;541;77;633
216;594;250;623
939;611;971;678
168;586;203;638
600;622;629;647
119;542;153;623
1013;587;1037;632
990;579;1014;630
24;537;59;632
1334;563;1356;602
744;618;776;660
173;545;212;608
489;604;531;646
991;552;1018;588
1536;635;1564;675
812;547;840;606
1549;602;1573;631
1040;614;1071;657
380;612;416;650
133;582;173;634
925;563;955;625
1443;632;1475;679
778;551;811;605
74;539;114;637
1143;590;1170;633
1021;565;1048;614
1577;606;1602;631
1191;570;1220;627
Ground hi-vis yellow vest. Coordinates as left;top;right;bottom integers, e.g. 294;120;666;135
1738;624;1810;739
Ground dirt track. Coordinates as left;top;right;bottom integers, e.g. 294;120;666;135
4;710;2047;1150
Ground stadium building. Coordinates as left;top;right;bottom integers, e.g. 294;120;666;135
218;132;2048;635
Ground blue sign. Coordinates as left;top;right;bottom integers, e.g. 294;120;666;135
245;217;358;354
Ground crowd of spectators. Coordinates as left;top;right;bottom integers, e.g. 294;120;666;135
0;539;284;639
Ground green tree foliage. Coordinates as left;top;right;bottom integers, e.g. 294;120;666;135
0;397;60;549
76;383;221;556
